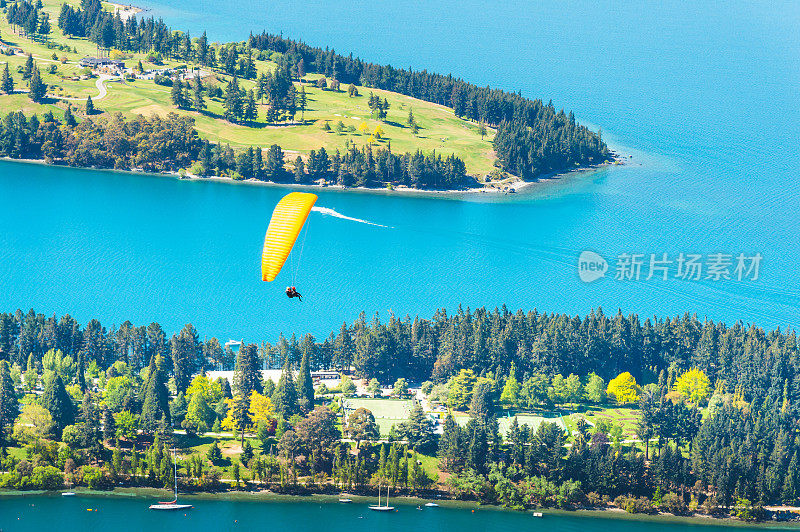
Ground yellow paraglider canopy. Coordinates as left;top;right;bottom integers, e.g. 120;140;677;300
261;192;317;282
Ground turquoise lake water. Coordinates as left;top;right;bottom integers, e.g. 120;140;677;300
0;495;766;532
1;0;799;342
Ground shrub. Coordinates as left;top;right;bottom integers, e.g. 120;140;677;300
733;498;764;522
585;491;604;507
80;465;108;489
31;465;63;490
614;495;655;514
154;74;173;86
660;492;688;515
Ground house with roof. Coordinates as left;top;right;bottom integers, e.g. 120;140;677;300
79;56;126;69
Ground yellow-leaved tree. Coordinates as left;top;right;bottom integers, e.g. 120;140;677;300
358;121;369;133
374;125;385;139
221;391;275;436
248;390;275;425
606;372;641;405
673;368;711;404
186;374;223;404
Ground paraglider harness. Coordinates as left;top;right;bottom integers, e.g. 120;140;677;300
286;286;302;301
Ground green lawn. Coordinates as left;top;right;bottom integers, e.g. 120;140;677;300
0;0;499;177
414;452;440;484
342;398;414;436
173;432;266;480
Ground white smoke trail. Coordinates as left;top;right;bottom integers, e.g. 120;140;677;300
311;206;391;228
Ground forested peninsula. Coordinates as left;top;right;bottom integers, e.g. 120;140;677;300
0;0;611;191
0;306;798;523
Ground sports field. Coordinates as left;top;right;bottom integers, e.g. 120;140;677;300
342;398;414;436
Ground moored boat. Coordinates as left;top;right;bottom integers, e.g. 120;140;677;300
149;448;193;511
368;485;395;512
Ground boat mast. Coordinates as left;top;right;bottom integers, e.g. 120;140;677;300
173;448;178;500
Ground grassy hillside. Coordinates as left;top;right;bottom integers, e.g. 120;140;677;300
0;0;499;177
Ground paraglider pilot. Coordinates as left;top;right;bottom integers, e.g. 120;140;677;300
286;286;302;301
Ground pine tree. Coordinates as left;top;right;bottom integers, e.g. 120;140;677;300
253;147;264;180
244;89;257;122
241;439;253;463
271;356;297;417
207;440;222;462
379;98;390;120
223;76;243;122
111;439;122;478
169;392;187;427
81;392;99;440
233;343;262;397
368;92;377;116
41;373;75;435
255;72;266;104
192;75;206;111
265;105;277;124
0;361;17;442
469;380;494;422
465;418;488;473
77;349;86;393
296;347;314;413
1;63;14;94
406;107;415;127
181;81;191;109
782;452;799;503
38;15;50;37
63;103;76;127
396;402;435;452
140;355;171;432
171;79;186;108
293;156;305;184
438;414;463;472
28;66;46;103
101;405;115;442
85;95;94;115
24;10;37;35
23;54;34;80
286;85;297;123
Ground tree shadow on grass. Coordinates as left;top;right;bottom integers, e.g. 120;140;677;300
173;432;217;448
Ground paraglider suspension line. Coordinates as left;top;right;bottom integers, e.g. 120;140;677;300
291;220;310;286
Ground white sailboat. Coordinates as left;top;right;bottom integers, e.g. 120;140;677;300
149;449;193;510
62;477;75;496
368;485;394;512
